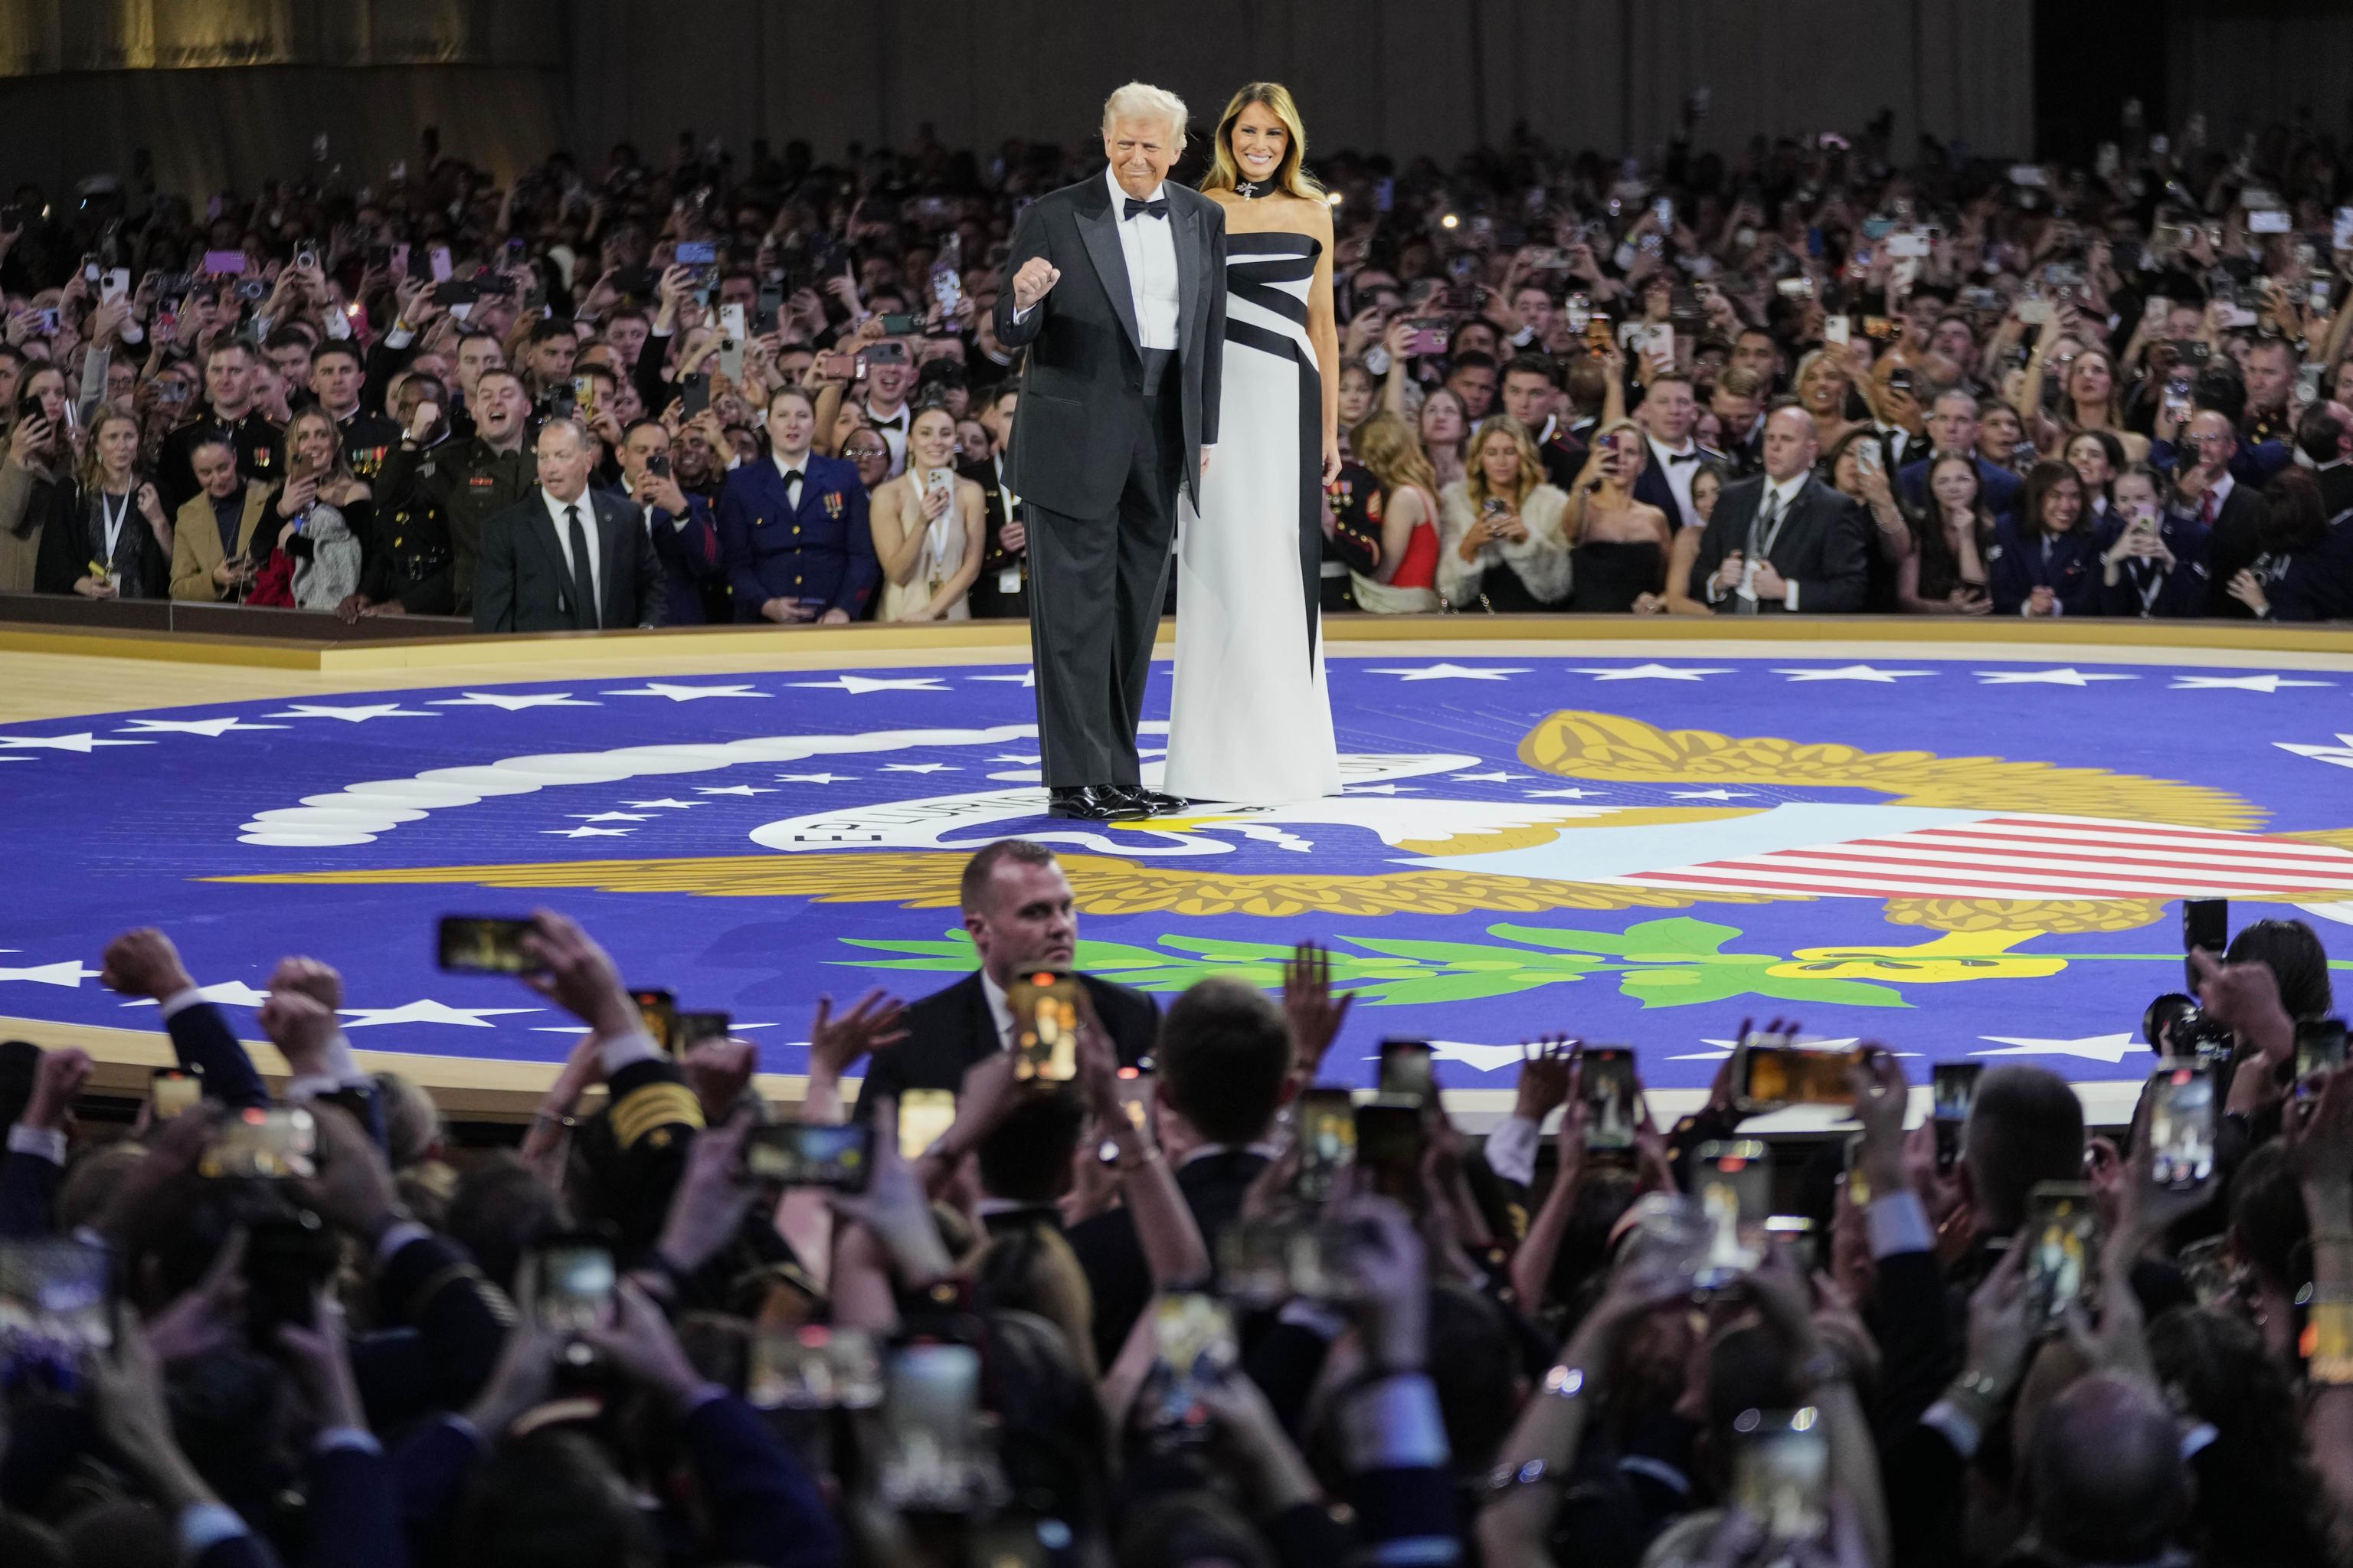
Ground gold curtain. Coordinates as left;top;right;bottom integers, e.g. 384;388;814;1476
0;0;561;75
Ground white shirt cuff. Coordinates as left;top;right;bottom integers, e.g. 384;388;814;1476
1921;1397;1983;1461
1864;1189;1934;1259
7;1123;66;1165
178;1502;251;1557
157;987;207;1021
384;326;415;351
599;1026;663;1076
1483;1115;1540;1188
1339;1373;1450;1471
312;1426;382;1456
1784;581;1800;611
1012;303;1035;325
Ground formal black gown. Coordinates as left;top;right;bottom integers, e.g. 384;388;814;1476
1569;538;1665;612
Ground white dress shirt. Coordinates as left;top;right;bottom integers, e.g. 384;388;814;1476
540;486;604;627
979;970;1016;1051
773;448;811;510
1706;472;1809;610
1108;165;1180;350
862;401;910;476
1646;433;1704;529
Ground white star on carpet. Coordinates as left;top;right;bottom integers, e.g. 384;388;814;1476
1365;663;1530;682
115;717;288;737
882;763;957;774
265;702;438;722
1526;787;1607;799
124;980;273;1009
988;755;1042;765
776;773;853;784
788;675;951;694
339;1000;539;1029
2279;735;2353;771
1975;1032;2150;1063
1452;771;1523;782
546;827;634;838
620;799;704;810
601;683;769;702
1343;784;1421;794
571;812;650;823
1671;789;1753;800
695;785;774;796
1571;664;1733;682
1972;669;2136;686
0;732;155;751
1773;665;1934;683
2169;674;2334;692
429;691;601;710
969;672;1037;686
0;958;102;987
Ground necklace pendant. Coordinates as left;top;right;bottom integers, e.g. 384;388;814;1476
1236;180;1260;200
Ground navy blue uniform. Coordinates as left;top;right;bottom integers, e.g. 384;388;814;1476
715;454;878;621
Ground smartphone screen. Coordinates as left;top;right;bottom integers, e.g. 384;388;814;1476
0;1238;114;1370
1354;1099;1425;1204
150;1067;202;1120
898;1088;957;1160
1582;1047;1638;1152
2182;899;2228;989
748;1324;883;1410
1736;1036;1860;1111
1378;1038;1435;1104
631;988;678;1054
742;1122;875;1190
1694;1139;1769;1285
673;1010;731;1052
533;1237;615;1332
2309;1301;2353;1386
879;1342;985;1506
1006;970;1081;1082
1730;1408;1830;1541
1150;1292;1238;1432
2147;1065;2215;1190
1932;1063;1981;1174
437;915;535;974
2294;1020;2346;1091
1295;1087;1356;1200
244;1213;335;1344
2024;1183;2099;1327
200;1106;317;1180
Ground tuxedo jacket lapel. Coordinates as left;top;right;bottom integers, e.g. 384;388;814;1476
595;493;626;623
1170;195;1203;350
1075;180;1141;357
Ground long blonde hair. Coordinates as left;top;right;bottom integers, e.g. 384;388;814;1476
1351;411;1438;498
77;408;143;496
284;408;357;491
1465;414;1546;514
1201;83;1324;200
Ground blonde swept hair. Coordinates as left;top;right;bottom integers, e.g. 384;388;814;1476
1465;414;1546;514
1201;82;1324;200
1350;411;1438;499
75;405;144;495
1101;82;1189;148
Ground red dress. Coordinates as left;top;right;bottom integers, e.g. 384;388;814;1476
1389;484;1440;590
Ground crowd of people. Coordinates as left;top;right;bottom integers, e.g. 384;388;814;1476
6;107;2353;627
0;836;2347;1567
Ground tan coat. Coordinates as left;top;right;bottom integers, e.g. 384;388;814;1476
170;483;270;601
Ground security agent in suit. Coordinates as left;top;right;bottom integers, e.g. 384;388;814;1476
1688;405;1873;613
854;840;1157;1115
717;386;879;624
994;84;1225;822
471;419;666;633
965;385;1029;618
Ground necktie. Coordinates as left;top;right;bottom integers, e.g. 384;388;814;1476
782;468;803;511
2199;491;2217;529
1123;196;1170;221
565;503;599;630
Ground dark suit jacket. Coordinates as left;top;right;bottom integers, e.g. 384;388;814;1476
2201;480;2272;617
715;453;877;621
993;172;1225;518
2317;460;2353;526
471;488;665;633
1630;438;1723;529
1068;1145;1266;1370
852;970;1159;1115
961;454;1028;618
1687;473;1872;612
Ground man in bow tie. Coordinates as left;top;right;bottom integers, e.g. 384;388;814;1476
1630;372;1724;532
994;81;1226;822
861;339;918;476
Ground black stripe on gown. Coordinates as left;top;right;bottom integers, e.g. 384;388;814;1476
1219;231;1322;667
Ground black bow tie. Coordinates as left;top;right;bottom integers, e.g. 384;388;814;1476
870;411;905;430
1123;196;1170;221
1667;450;1702;464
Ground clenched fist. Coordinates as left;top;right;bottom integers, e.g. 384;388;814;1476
1010;257;1062;312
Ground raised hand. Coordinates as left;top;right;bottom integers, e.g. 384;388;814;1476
1010;257;1061;312
807;987;909;1084
1281;939;1354;1083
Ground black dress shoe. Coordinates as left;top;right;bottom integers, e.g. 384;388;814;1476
1117;787;1191;815
1047;785;1138;820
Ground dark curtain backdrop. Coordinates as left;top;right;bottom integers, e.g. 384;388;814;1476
0;0;2048;200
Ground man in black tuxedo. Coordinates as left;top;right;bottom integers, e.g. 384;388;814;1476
963;385;1028;620
2299;401;2353;525
853;840;1157;1114
994;82;1225;821
2179;410;2270;618
471;419;665;633
1688;405;1872;613
1065;973;1292;1368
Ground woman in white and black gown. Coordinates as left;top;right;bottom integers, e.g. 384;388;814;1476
1161;83;1343;806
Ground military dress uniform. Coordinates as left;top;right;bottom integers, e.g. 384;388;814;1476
337;411;404;483
373;435;537;615
1321;460;1386;611
715;451;880;621
157;406;284;517
355;490;456;614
